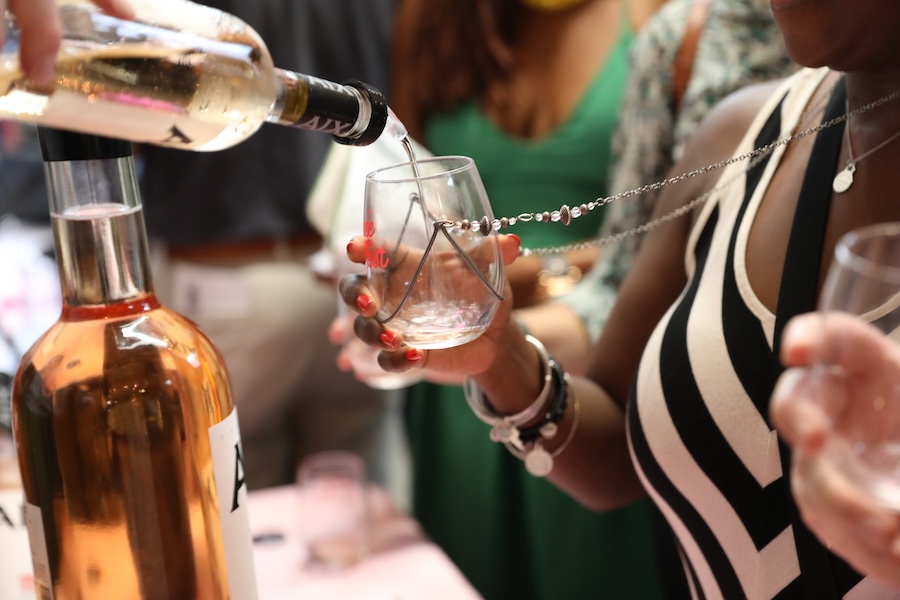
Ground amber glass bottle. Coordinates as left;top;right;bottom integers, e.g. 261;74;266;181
12;129;258;599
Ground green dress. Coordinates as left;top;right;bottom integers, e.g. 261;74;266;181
408;8;666;600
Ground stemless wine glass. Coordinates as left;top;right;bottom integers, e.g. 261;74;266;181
814;221;900;511
363;156;504;349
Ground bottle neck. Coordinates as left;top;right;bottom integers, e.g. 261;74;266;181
268;69;388;146
46;156;153;306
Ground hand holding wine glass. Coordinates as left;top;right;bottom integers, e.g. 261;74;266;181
771;222;900;588
339;227;521;378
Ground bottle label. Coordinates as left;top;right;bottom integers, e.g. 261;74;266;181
0;489;35;600
296;74;360;137
208;409;259;600
23;503;53;600
36;101;224;151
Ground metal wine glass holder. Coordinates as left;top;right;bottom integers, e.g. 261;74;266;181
376;193;504;325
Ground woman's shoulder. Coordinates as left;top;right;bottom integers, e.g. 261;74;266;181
676;78;785;170
681;69;825;162
705;68;827;139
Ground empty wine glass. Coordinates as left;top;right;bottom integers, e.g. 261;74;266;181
814;222;900;511
363;156;504;349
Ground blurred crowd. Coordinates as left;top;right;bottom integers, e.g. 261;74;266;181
5;0;900;598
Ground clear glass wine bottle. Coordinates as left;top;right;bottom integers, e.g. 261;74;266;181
11;128;258;599
0;0;392;150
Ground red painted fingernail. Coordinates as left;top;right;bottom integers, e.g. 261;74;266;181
347;241;355;255
356;295;372;312
508;234;521;245
405;349;422;362
380;331;398;348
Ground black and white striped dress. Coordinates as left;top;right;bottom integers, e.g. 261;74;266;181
627;68;900;600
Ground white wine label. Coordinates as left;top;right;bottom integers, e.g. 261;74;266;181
0;490;34;600
24;503;53;600
209;409;259;600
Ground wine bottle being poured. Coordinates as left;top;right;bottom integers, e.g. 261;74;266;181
0;0;396;151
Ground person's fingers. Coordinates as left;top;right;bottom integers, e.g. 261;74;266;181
9;0;62;90
770;368;830;452
93;0;135;19
327;316;346;346
9;0;135;91
337;261;416;352
376;348;426;373
339;232;518;379
499;234;521;265
781;312;898;377
345;236;368;265
792;449;890;536
791;451;900;586
338;273;378;317
335;347;353;373
350;311;405;351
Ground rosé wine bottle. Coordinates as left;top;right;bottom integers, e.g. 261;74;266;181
11;129;258;599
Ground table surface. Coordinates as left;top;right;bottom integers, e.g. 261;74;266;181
248;485;482;600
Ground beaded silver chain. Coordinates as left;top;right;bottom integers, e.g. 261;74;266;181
451;84;900;257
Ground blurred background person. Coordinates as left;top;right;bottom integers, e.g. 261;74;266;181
139;0;402;492
388;0;668;598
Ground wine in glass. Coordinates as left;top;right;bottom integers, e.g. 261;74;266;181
363;156;504;349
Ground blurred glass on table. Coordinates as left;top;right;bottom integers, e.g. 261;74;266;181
296;451;371;571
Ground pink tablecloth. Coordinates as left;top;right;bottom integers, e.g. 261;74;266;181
248;485;482;600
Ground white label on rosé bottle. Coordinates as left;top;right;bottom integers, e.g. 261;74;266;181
24;503;52;600
209;409;258;600
0;490;34;600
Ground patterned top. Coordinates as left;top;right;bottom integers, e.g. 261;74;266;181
628;67;899;600
558;0;798;340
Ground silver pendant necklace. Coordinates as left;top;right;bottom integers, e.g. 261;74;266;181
833;99;900;193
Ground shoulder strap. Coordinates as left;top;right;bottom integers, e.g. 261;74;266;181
671;0;712;114
771;76;864;599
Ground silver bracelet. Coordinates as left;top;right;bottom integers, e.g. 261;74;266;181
505;378;579;477
464;335;554;443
